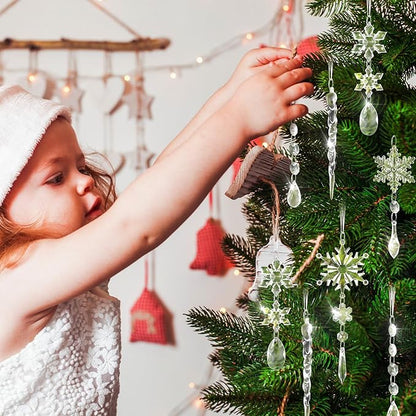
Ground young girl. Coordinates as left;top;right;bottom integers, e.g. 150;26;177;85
0;47;313;415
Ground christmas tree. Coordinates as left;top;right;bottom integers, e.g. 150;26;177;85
186;0;416;415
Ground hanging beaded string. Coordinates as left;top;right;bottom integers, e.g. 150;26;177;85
287;120;301;208
326;58;338;199
301;289;313;416
317;203;369;384
373;135;415;259
387;285;400;416
352;0;386;136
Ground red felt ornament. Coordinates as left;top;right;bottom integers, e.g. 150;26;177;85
190;191;233;276
130;255;174;345
297;35;320;57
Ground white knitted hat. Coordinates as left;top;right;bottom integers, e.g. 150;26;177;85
0;84;72;205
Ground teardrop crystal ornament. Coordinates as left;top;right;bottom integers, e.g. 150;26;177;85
338;346;347;384
287;181;301;208
267;337;286;370
388;221;400;259
359;101;378;136
387;401;400;416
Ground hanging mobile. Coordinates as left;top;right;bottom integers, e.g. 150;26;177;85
352;0;386;136
248;180;295;370
373;135;415;258
316;203;369;383
302;289;313;416
386;285;400;416
287;119;301;207
326;58;338;199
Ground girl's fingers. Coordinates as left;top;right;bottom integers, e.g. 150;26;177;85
266;56;305;79
275;67;313;90
281;103;309;124
250;46;292;66
282;81;314;103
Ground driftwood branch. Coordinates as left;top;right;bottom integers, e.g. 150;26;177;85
0;37;170;52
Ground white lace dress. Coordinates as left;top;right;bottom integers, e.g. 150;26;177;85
0;289;121;416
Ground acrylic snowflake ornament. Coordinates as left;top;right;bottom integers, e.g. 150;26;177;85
354;66;383;96
332;303;353;325
373;145;415;193
352;22;386;61
259;259;296;292
317;244;369;290
261;304;291;328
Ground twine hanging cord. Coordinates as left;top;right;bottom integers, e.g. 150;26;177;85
259;177;324;283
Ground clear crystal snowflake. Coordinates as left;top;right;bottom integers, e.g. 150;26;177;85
332;303;353;325
317;244;369;290
352;22;387;61
374;145;415;193
354;66;383;96
260;259;295;290
261;305;291;328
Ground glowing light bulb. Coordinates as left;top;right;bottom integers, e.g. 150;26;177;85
27;73;36;83
188;382;195;389
279;43;287;49
196;56;204;64
124;74;131;82
219;307;227;314
233;269;240;276
245;32;254;40
194;398;204;409
283;4;290;11
262;141;269;148
62;84;71;94
169;71;177;79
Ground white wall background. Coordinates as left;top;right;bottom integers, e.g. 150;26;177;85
0;1;326;414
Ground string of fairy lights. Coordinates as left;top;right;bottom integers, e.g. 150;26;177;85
0;0;299;86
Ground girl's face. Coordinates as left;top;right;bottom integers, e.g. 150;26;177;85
3;118;103;236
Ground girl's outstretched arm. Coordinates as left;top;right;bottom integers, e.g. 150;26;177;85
2;55;313;315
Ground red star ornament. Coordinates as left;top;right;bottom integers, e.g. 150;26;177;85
190;218;233;276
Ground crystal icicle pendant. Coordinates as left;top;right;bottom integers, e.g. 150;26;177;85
359;100;378;136
387;401;400;416
338;346;347;384
302;290;313;416
388;220;400;259
267;336;286;369
326;59;338;199
287;181;301;208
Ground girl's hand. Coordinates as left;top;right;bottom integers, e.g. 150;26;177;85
225;56;313;139
223;46;294;97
